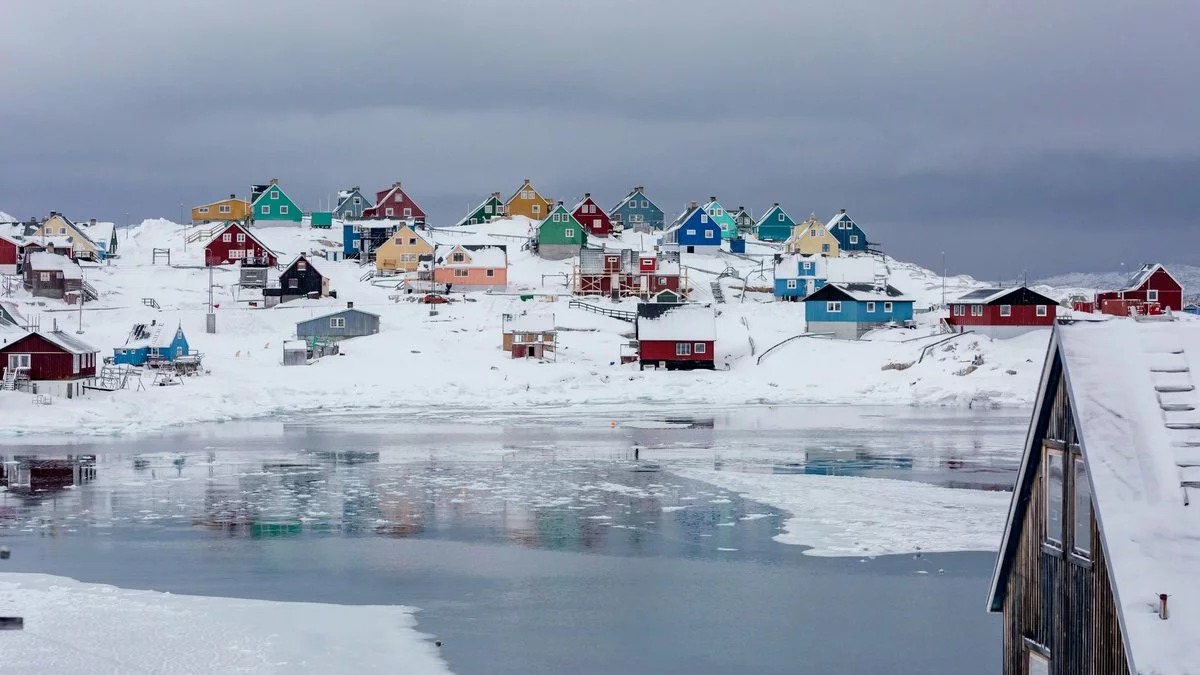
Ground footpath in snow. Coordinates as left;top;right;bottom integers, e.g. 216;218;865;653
0;573;450;675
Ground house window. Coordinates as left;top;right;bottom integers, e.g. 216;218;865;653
297;261;306;271
787;280;797;290
394;237;403;245
1148;289;1159;302
686;229;696;236
884;302;893;313
354;197;361;204
229;249;244;259
1000;304;1012;317
564;228;575;238
454;268;468;277
280;205;289;215
486;269;495;277
408;238;417;246
1028;647;1050;675
39;272;50;282
700;214;708;224
385;208;394;217
8;353;31;369
641;200;649;208
523;190;533;199
261;205;269;215
866;302;876;312
237;233;246;243
484;205;493;215
778;213;785;221
330;317;345;328
694;342;707;354
1073;454;1092;558
822;244;830;253
705;230;714;239
802;262;811;270
532;205;540;214
1045;447;1065;548
219;205;231;214
60;227;67;235
1036;305;1048;317
451;253;465;263
403;208;412;218
288;279;299;289
826;301;842;312
199;207;210;214
971;304;983;316
657;277;667;284
73;354;80;373
675;342;692;356
849;235;859;244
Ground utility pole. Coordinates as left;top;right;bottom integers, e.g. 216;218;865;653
77;270;85;334
941;251;946;307
206;265;216;334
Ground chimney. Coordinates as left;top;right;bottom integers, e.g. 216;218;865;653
523;178;531;185
557;200;564;206
50;211;58;217
584;192;590;199
1160;594;1169;620
638;186;644;192
689;201;698;208
230;193;236;200
269;178;279;185
738;206;744;211
90;218;97;226
840;208;847;214
773;202;780;207
709;196;717;202
393;181;402;189
347;301;354;309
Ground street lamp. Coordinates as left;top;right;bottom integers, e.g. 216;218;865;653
941;251;946;306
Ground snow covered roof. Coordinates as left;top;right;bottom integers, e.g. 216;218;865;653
83;221;114;248
1119;263;1181;293
825;257;879;284
637;304;717;341
954;286;1059;305
124;321;182;349
283;339;307;350
9;330;99;355
773;253;826;279
824;210;853;229
666;205;699;233
607;187;658;216
811;283;911;303
504;313;555;333
991;319;1200;675
283;253;325;277
433;244;507;268
204;222;275;254
27;251;83;279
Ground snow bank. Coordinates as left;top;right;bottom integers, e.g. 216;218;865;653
0;573;450;675
674;468;1011;557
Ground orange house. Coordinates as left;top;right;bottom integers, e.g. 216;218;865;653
192;194;251;224
505;179;552;221
424;244;507;292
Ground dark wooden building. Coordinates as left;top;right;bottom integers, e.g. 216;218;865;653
988;317;1200;675
264;253;331;307
22;251;86;300
635;303;716;370
947;286;1058;339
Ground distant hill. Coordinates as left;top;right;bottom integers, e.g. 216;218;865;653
1038;264;1200;296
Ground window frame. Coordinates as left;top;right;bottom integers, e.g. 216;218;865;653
1025;640;1051;675
786;280;797;290
330;317;346;328
884;302;893;313
694;342;707;354
1036;305;1048;317
1000;304;1012;317
564;228;575;238
1044;446;1065;550
1148;289;1159;302
826;301;842;313
222;233;232;242
675;342;692;356
1072;451;1093;560
865;301;876;313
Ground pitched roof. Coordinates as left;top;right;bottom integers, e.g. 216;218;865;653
250;182;295;207
432;244;507;268
665;204;701;233
26;251;83;279
824;211;853;229
807;283;911;303
204;222;275;254
506;180;546;204
124;321;184;349
504;313;555;333
82;221;115;248
989;319;1200;675
4;330;99;355
773;253;826;279
607;187;660;216
282;253;325;278
954;286;1059;305
636;303;717;341
1119;263;1182;293
194;196;249;209
301;307;381;324
454;195;503;228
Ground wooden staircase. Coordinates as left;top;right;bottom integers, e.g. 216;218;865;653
568;300;635;322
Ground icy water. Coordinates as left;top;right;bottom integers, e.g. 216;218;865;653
0;406;1025;675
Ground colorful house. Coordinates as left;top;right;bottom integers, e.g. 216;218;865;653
375;223;434;273
81;219;117;259
264;254;331;307
826;209;871;253
756;204;795;242
773;253;827;301
570;193;613;237
343;221;397;260
333;187;370;220
422;244;508;292
34;213;101;261
573;248;683;299
988;318;1200;675
203;222;277;267
635;303;716;371
250;179;303;223
454;192;506;227
22;252;89;301
505;179;552;221
0;234;19;274
296;304;381;341
0;330;99;398
663;202;722;255
113;320;190;367
192;195;250;224
362;182;426;224
501;313;557;360
702;197;739;240
536;202;587;260
732;207;756;236
804;283;914;339
946;286;1059;339
785;213;840;256
1093;263;1184;315
608;186;665;231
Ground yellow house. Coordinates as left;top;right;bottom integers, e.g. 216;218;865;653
192;195;251;224
375;223;434;273
785;213;840;257
505;179;552;220
36;212;101;260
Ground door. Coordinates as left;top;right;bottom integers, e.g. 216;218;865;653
526;345;536;358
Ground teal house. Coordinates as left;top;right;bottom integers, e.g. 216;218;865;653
251;179;303;223
702;197;739;240
454;192;506;227
535;202;587;260
756;203;795;242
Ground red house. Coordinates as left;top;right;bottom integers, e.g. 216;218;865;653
0;330;99;398
0;235;19;275
636;303;716;371
574;248;683;298
946;286;1058;339
1093;263;1184;316
362;182;426;224
571;193;613;237
203;222;277;267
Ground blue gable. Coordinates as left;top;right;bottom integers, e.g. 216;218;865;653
333;188;369;219
608;188;665;230
113;325;190;366
826;211;870;252
666;208;722;249
773;256;826;299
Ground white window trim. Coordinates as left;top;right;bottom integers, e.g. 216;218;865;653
261;205;269;215
884;302;893;313
222;233;232;242
1036;305;1048;317
694;342;707;354
826;301;841;312
198;207;209;214
271;190;279;200
330;317;345;328
675;342;691;356
1148;289;1159;302
564;228;575;238
786;280;797;289
865;301;876;312
1000;304;1012;317
1045;446;1065;549
279;205;289;215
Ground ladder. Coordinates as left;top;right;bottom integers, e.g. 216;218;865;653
1;367;18;391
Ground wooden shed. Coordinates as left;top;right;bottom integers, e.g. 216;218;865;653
295;303;380;341
501;313;556;360
635;303;716;370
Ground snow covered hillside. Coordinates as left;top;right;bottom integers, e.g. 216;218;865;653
1038;263;1200;297
0;218;1059;436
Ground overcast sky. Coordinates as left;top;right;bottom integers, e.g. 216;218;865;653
2;0;1197;279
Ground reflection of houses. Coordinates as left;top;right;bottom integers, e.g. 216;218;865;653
989;318;1200;675
1;454;97;494
573;248;683;299
502;313;556;360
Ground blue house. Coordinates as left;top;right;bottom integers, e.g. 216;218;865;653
1184;303;1199;316
113;320;190;366
803;283;913;340
333;187;370;220
662;202;721;255
608;186;665;231
343;221;398;259
826;209;873;253
756;204;795;242
773;254;827;301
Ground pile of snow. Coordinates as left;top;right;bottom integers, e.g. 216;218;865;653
675;469;1011;557
0;573;450;675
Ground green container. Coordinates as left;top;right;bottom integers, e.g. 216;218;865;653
311;211;333;228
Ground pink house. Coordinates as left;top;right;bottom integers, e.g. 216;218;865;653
423;244;507;292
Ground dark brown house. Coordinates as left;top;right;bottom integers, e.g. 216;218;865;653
264;253;331;307
988;317;1200;675
22;251;85;300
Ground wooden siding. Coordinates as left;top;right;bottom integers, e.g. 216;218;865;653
192;198;250;224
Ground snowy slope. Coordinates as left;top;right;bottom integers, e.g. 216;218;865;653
1038;263;1200;297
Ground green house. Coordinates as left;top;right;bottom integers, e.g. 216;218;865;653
454;192;507;227
702;197;739;240
251;180;303;223
755;203;795;241
536;202;587;260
